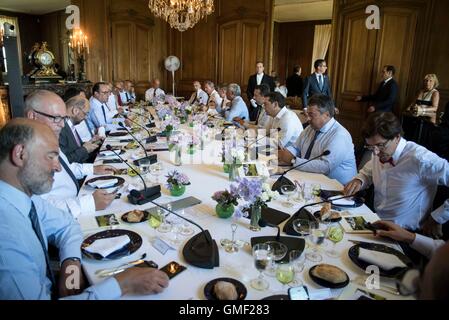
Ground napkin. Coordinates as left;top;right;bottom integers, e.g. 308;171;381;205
84;235;130;258
358;247;407;270
100;150;117;157
329;195;355;206
88;178;118;189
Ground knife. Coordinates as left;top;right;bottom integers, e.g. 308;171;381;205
95;253;146;277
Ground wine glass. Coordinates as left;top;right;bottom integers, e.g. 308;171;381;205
281;185;296;208
326;223;344;258
170;217;183;246
276;262;295;293
292;219;310;237
150;162;164;184
179;209;194;236
138;158;151;180
251;243;272;291
264;241;288;277
303;184;314;202
289;250;305;286
306;220;324;262
157;206;172;233
312;184;322;198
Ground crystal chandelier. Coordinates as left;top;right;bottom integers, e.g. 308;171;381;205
148;0;214;32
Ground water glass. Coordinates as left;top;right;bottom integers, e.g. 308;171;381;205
306;221;324;262
251;243;272;291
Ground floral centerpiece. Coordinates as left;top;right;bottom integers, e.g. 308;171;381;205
165;95;180;108
211;189;240;219
166;170;191;197
160;115;180;136
191;112;208;127
185;134;200;154
168;132;186;166
155;104;173;120
231;178;279;231
223;143;246;180
151;94;166;106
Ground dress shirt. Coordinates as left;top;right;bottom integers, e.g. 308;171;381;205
287;118;357;185
271;107;303;148
145;88;166;102
119;91;136;104
0;180;122;300
274;86;288;98
256;73;264;85
107;94;118;112
67;119;82;147
257;108;273;130
355;138;449;230
189;89;209;105
215;97;230;117
40;151;95;218
88;97;118;129
207;90;223;109
225;96;249;122
411;233;445;259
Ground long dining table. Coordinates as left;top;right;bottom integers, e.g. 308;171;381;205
77;108;413;300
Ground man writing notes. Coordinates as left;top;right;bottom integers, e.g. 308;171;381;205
0;119;169;299
247;61;275;121
25;90;117;218
344;112;449;236
278;94;357;185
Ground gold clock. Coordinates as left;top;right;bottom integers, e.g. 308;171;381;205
30;42;62;81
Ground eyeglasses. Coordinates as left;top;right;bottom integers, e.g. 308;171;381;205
364;139;392;151
33;109;67;123
100;91;111;95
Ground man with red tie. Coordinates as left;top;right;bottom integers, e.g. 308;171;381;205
344;112;449;237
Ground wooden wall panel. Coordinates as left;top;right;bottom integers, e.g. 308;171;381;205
111;22;133;81
219;22;240;85
135;24;151;83
241;21;264;83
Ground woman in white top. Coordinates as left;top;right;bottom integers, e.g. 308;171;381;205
409;74;440;114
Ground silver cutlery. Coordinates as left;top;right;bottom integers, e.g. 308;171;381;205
95;253;147;277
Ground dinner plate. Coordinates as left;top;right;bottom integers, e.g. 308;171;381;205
108;131;129;137
313;210;342;223
319;190;364;209
121;210;149;223
348;243;413;277
99;149;125;157
81;229;142;260
204;277;247;300
261;294;290;300
85;176;125;189
309;264;350;289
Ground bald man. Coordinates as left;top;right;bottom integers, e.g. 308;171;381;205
59;96;101;163
145;78;165;102
25;90;117;218
189;81;209;106
0;118;169;299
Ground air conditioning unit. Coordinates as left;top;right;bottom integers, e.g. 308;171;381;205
3;22;17;37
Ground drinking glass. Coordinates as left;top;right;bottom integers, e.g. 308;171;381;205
326;223;344;258
312;184;322;197
170;218;183;246
179;209;194;236
276;262;295;293
157;205;172;233
150;162;164;184
306;221;324;262
289;250;305;286
138;158;151;180
303;184;314;202
292;219;310;237
251;243;272;291
281;185;297;208
264;241;288;277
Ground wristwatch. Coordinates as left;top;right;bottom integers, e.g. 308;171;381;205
62;257;81;264
291;158;296;165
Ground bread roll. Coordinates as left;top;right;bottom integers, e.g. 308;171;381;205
127;210;144;222
311;264;347;284
214;281;238;300
320;203;332;220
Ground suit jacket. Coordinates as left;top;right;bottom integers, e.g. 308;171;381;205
246;74;275;101
302;73;332;108
59;120;90;163
361;78;398;112
286;74;304;97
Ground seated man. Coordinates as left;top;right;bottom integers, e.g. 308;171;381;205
189;81;209;106
263;92;303;148
25;90;118;218
278;94;357;185
203;80;222;112
120;80;136;105
226;83;249;124
60;96;100;163
234;84;272;131
145;78;165;102
0;118;169;299
215;84;231;117
344;112;449;234
88;82;123;130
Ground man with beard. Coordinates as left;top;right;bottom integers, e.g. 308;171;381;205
0;119;169;299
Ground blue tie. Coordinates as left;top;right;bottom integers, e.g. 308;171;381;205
29;202;56;294
304;130;321;160
318;75;324;91
101;104;107;123
59;156;80;194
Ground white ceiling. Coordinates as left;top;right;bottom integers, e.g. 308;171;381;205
0;0;70;15
274;0;333;22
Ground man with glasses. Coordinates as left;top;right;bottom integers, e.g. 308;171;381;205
344;112;449;236
302;59;332;109
88;82;123;130
59;96;101;163
277;94;357;185
25;90;118;218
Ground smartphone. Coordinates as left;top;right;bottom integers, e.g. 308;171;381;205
160;261;187;279
288;286;309;300
135;260;159;269
103;159;122;164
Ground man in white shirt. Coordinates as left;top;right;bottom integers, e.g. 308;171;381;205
106;83;119;112
120;80;136;105
88;82;122;130
203;80;223;112
274;77;288;98
189;81;209;106
145;78;165;102
25;90;118;218
215;84;231;117
263;92;303;148
344;112;449;234
234;84;272;131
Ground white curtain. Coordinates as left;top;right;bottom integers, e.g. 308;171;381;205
311;24;332;73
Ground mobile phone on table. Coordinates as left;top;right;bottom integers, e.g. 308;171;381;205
103;159;122;164
288;286;309;300
160;261;187;279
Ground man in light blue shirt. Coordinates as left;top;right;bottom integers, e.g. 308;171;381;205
225;83;249;124
278;94;357;185
0;119;169;299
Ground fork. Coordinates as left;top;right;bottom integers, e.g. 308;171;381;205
95;253;147;277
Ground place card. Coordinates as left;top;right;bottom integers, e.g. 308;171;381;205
152;237;174;255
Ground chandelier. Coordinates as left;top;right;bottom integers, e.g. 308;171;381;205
148;0;214;32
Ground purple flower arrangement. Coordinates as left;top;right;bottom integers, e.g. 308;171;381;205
212;189;240;207
160;116;180;132
230;178;279;208
192;113;208;124
165;95;180;108
155;105;173;120
165;170;191;190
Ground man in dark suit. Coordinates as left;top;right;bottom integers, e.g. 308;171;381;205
302;59;332;108
60;96;100;163
356;65;398;113
247;61;275;121
286;65;304;97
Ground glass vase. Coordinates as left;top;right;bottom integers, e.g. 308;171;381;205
215;203;235;219
170;184;186;197
173;146;182;166
228;162;238;181
249;204;262;231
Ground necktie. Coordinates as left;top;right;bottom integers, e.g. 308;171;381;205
304;130;321;160
58;156;80;194
380;157;395;167
85;120;94;138
101;104;107;123
72;126;82;147
29;202;56;295
125;92;130;102
318;75;324;91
